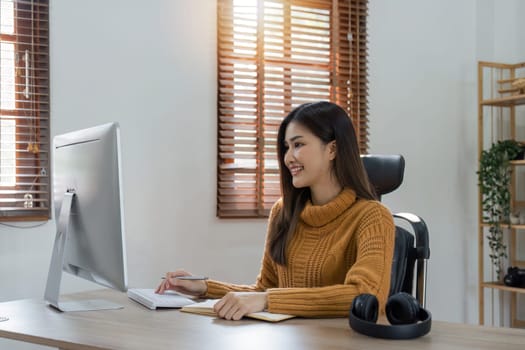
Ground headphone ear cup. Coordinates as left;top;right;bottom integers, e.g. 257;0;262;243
386;292;420;325
351;294;378;323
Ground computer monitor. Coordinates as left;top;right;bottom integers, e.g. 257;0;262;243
44;122;128;312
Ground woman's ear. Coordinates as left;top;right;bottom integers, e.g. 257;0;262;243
328;141;336;160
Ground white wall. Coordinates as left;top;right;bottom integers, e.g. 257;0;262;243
0;0;523;348
368;0;478;324
47;0;269;289
369;0;525;325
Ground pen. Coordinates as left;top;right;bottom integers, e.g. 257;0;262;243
162;276;208;280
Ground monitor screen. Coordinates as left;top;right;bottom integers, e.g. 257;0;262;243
44;122;128;312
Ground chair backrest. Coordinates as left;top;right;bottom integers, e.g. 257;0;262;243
361;154;405;200
361;154;430;307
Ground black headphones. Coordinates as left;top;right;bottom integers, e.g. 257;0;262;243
348;292;431;339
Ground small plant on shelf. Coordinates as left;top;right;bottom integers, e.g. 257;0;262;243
478;140;523;280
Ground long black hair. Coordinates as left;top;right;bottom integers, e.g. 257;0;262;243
268;101;376;265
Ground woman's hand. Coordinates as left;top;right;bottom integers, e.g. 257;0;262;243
214;292;268;321
155;270;207;297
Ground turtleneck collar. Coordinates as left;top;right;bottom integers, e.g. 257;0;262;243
300;188;357;227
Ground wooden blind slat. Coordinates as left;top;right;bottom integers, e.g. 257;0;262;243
217;0;368;218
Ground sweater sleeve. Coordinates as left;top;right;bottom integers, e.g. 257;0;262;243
266;203;395;317
204;200;282;298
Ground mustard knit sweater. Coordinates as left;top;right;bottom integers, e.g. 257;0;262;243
205;188;395;318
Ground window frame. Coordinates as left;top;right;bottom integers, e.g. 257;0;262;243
217;0;369;218
0;0;50;221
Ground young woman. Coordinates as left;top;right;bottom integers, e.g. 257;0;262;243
156;101;395;320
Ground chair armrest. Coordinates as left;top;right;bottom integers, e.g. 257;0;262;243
394;212;430;260
394;212;430;308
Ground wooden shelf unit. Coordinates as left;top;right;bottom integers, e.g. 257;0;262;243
478;61;525;328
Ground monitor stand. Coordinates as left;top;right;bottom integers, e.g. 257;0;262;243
44;191;123;312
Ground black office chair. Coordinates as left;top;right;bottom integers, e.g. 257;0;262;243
361;154;430;308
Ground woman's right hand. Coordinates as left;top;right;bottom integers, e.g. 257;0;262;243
155;269;207;297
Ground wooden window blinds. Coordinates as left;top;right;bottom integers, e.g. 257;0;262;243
217;0;368;218
0;0;50;221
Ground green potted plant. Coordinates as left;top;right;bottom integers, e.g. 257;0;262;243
478;140;523;280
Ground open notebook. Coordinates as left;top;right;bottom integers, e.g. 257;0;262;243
127;289;195;309
180;299;295;322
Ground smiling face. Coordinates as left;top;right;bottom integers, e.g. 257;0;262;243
283;121;336;192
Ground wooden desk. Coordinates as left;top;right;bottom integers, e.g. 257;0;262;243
0;289;524;349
